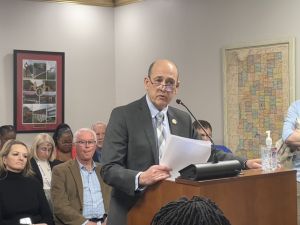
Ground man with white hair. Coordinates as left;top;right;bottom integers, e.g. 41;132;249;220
51;128;110;225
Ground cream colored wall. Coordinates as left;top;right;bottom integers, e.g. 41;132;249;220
114;0;300;145
0;0;115;145
1;0;300;147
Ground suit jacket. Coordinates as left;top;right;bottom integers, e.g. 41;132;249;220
102;96;236;225
92;147;102;163
51;159;111;225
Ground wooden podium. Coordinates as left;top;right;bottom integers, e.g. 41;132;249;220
128;169;296;225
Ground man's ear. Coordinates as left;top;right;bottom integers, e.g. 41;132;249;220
173;81;180;94
144;76;149;90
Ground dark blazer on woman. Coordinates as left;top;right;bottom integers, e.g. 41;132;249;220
30;158;62;185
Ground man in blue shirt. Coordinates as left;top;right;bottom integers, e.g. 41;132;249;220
51;128;111;225
282;100;300;225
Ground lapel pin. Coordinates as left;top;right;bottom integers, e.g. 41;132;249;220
172;119;177;125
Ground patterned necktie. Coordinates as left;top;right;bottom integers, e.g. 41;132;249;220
156;112;166;159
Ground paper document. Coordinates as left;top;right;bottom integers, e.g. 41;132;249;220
160;134;211;179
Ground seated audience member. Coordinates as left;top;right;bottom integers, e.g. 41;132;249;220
282;100;300;224
91;122;107;162
151;196;231;225
193;120;232;153
52;123;75;162
0;125;16;150
0;140;54;225
51;128;111;225
30;133;62;211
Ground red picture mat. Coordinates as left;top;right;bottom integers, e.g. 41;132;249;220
14;50;64;132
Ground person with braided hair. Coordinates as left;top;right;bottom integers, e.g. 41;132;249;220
151;196;231;225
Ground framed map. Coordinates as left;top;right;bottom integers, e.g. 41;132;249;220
223;39;295;158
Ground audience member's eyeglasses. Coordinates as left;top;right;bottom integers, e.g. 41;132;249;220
76;140;96;146
148;76;177;92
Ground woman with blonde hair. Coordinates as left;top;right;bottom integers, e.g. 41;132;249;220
30;133;61;210
0;139;54;225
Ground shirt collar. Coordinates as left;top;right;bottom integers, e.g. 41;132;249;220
146;94;168;119
76;158;96;171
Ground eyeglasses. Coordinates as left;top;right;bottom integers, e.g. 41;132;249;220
148;76;177;92
76;140;96;146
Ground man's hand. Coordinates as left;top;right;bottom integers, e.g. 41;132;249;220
86;221;97;225
246;158;262;169
285;130;300;146
139;165;171;186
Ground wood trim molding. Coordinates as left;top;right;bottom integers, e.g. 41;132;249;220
28;0;142;7
114;0;141;7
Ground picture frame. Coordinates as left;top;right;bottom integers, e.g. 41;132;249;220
13;50;65;133
223;39;295;158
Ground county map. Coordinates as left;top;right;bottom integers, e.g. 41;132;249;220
224;43;292;158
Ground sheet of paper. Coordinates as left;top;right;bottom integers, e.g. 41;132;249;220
160;134;211;180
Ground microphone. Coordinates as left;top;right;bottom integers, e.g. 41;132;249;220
176;98;218;163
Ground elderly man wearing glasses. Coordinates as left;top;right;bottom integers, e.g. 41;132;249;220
100;59;261;225
51;128;111;225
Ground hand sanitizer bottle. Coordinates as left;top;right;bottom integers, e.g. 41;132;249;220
266;130;272;149
266;130;277;171
261;131;272;171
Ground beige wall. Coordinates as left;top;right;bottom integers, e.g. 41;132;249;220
115;0;300;145
1;0;300;146
0;0;115;145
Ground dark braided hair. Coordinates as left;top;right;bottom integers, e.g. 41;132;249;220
151;196;231;225
52;123;73;147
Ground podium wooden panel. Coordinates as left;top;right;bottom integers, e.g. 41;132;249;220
128;169;296;225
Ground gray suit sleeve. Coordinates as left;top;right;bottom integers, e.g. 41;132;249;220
100;108;139;196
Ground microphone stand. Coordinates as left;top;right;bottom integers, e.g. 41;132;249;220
176;99;219;163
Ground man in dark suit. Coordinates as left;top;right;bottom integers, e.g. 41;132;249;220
101;59;261;225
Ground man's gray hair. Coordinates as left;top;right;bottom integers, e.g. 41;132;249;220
91;121;107;130
73;128;97;143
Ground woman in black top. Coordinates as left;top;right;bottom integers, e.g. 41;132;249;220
0;139;54;225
